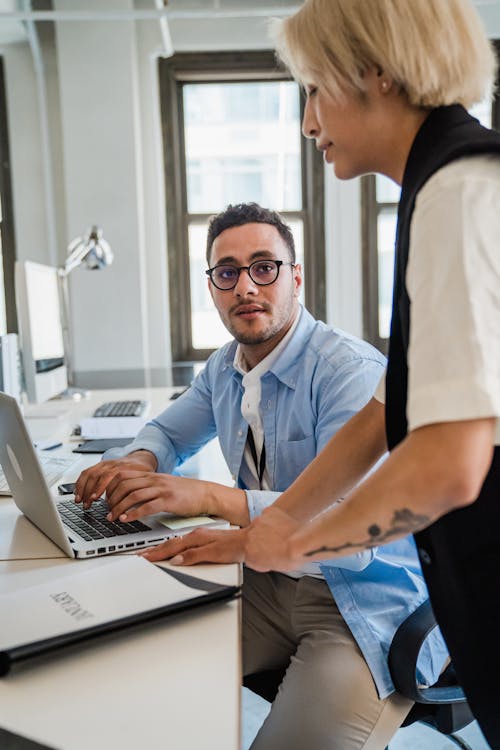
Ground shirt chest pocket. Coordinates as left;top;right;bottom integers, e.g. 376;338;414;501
275;434;316;490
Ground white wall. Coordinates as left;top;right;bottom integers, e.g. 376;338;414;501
2;42;50;266
54;0;157;386
1;0;173;387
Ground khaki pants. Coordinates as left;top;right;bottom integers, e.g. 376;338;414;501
243;569;413;750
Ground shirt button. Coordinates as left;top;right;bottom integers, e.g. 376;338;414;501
238;430;243;437
418;548;432;566
267;400;271;408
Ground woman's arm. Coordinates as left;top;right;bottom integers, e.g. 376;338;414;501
245;416;495;572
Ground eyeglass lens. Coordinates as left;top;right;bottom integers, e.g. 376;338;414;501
211;260;280;289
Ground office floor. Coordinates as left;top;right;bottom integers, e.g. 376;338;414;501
241;687;491;750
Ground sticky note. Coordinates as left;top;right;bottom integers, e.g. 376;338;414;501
157;515;215;530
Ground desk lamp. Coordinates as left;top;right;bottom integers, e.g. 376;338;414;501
58;225;114;399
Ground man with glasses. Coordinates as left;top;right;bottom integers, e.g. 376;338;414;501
75;202;447;750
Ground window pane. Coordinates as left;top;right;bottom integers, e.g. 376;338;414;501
184;81;302;213
189;218;304;351
469;99;492;128
189;222;231;350
376;175;400;203
377;209;397;339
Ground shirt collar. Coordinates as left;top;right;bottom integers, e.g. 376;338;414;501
222;305;317;387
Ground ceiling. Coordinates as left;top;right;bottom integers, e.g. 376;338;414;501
0;1;499;50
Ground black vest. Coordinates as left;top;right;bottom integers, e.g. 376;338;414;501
386;104;500;749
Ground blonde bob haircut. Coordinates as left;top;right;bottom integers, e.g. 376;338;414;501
272;0;497;109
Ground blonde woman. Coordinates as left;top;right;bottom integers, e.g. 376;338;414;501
243;1;500;746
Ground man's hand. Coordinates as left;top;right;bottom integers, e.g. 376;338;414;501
101;472;219;522
74;451;157;508
138;527;247;565
244;506;303;572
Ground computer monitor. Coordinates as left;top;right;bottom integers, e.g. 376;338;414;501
15;260;68;404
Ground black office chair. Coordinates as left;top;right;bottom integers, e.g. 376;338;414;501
244;598;475;749
387;598;474;748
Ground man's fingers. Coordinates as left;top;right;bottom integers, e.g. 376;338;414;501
106;477;156;514
105;470;150;500
108;488;163;521
81;468;121;508
75;462;119;505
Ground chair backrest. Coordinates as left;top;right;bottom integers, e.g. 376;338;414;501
388;598;475;737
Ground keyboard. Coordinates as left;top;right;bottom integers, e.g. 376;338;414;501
57;498;150;541
0;454;79;495
92;399;150;418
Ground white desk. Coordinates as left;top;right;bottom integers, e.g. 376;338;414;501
0;389;241;750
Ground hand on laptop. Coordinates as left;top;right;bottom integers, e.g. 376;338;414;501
102;472;248;527
74;450;157;508
138;526;247;565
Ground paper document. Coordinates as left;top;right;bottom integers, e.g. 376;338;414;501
79;416;147;439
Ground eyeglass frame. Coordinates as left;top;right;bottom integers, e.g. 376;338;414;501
205;259;296;291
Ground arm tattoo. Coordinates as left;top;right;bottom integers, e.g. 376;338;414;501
304;508;430;558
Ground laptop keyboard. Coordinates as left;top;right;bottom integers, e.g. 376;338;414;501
92;399;150;418
58;498;151;541
0;454;78;495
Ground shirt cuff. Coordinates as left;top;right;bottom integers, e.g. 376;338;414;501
245;489;282;520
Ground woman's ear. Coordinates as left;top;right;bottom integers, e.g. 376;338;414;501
376;67;394;94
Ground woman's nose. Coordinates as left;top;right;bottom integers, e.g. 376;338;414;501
302;98;318;139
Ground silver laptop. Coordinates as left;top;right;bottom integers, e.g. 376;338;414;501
0;392;229;559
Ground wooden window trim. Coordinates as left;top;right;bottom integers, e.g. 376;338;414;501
0;57;17;333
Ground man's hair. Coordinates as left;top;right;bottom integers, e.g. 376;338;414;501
272;0;496;109
206;202;296;265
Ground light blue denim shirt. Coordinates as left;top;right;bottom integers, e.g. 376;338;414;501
108;306;448;698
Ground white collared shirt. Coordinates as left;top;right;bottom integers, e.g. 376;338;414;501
233;311;300;490
375;155;500;446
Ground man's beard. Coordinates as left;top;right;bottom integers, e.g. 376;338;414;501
219;294;296;346
231;326;281;345
225;307;292;346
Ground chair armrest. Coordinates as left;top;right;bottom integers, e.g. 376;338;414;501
388;598;467;705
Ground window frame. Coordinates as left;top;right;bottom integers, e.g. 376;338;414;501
0;56;17;334
158;51;325;363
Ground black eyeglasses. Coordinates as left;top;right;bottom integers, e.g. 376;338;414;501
205;259;295;291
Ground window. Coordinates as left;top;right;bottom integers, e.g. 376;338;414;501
159;52;324;362
362;61;500;353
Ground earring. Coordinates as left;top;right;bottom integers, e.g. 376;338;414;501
381;81;388;91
